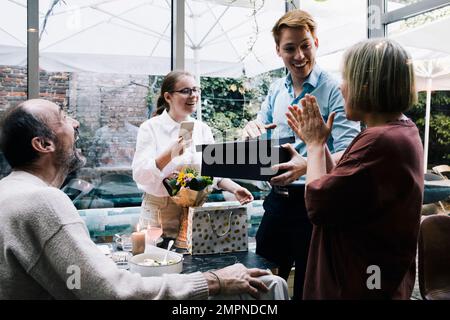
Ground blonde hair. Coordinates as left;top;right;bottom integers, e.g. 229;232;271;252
342;39;416;113
272;10;317;45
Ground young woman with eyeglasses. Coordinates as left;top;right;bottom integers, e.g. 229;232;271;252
132;70;253;251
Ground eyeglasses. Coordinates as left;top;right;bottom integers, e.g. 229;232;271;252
171;87;201;96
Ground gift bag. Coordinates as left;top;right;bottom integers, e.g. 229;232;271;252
187;205;248;255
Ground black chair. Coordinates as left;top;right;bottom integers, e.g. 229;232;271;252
418;214;450;300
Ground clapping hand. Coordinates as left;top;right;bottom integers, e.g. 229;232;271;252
286;94;335;146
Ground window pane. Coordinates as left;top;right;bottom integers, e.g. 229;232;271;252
0;0;27;178
36;0;171;209
182;0;285;203
184;0;285;143
302;0;367;80
388;5;450;38
185;0;285;78
387;0;423;12
387;5;450;170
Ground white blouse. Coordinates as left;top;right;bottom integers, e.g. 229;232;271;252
132;110;216;197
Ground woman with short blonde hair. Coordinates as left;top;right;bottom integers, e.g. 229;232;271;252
287;39;424;299
342;39;416;114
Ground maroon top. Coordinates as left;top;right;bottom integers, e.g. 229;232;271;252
303;119;424;299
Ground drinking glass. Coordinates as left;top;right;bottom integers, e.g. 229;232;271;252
115;234;133;252
144;211;163;252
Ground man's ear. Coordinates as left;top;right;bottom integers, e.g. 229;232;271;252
31;137;55;154
314;37;319;49
276;44;281;57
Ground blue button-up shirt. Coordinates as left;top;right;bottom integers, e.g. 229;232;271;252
256;64;361;183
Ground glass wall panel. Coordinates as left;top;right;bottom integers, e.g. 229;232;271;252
184;0;285;142
181;0;286;203
0;0;28;178
387;5;450;169
387;0;423;12
36;0;171;209
301;0;367;80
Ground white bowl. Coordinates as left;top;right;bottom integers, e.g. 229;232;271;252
129;247;183;277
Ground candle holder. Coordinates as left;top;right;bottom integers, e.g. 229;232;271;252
131;224;146;256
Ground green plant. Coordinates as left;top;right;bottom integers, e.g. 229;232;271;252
146;75;164;118
406;91;450;165
200;68;284;140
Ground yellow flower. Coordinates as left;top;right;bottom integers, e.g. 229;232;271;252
177;172;185;184
186;173;195;179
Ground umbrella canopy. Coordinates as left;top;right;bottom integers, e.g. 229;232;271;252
410;57;450;173
0;0;286;77
392;17;450;173
313;13;450;174
0;0;370;78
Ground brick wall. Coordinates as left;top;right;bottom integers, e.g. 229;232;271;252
0;66;27;112
0;65;69;112
0;66;151;178
69;72;150;168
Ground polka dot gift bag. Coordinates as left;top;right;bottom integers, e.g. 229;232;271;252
187;204;248;255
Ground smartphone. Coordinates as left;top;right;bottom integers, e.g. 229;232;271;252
179;121;194;140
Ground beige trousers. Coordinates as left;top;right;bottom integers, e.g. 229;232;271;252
140;193;183;239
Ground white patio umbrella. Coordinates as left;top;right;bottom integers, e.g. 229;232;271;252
0;0;285;77
413;57;450;173
0;0;371;78
0;0;370;122
300;0;367;58
391;16;450;173
316;14;450;175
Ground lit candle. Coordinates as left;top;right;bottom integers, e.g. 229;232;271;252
131;224;145;256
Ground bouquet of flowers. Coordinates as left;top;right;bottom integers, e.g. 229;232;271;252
163;167;213;251
163;167;213;207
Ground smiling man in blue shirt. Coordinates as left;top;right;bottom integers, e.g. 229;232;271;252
242;9;360;300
